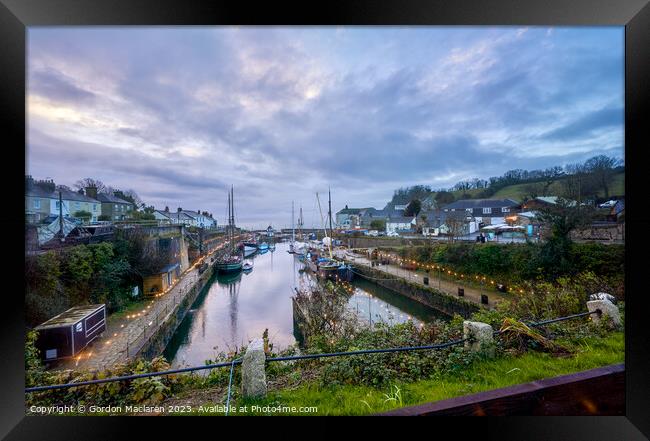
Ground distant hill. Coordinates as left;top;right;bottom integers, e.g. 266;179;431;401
489;171;624;202
384;171;624;208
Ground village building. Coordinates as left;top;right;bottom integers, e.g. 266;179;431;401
441;198;520;226
335;206;374;228
89;190;134;221
385;215;416;234
154;208;217;228
142;263;181;297
25;177;101;224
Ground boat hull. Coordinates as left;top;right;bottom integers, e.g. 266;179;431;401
215;261;243;273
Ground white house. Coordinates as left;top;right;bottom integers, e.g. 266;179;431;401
26;184;101;224
153;209;174;224
155;209;217;228
386;216;416;234
181;210;216;228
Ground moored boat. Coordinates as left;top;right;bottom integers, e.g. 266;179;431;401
215;256;243;273
215;185;244;274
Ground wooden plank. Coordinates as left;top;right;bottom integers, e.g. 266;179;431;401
379;363;624;416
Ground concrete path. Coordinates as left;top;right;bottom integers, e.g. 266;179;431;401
54;243;231;372
335;249;510;309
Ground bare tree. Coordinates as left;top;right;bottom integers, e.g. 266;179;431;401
523;182;545;200
75;178;106;193
445;216;466;242
583;155;622;199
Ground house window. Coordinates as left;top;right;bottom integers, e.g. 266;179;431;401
33;199;41;209
502;207;510;213
114;204;119;210
55;201;61;209
466;208;472;212
93;204;97;211
482;207;492;214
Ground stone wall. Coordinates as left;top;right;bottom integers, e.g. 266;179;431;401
136;263;216;360
570;223;625;242
352;266;480;318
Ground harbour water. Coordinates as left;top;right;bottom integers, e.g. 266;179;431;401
164;241;447;367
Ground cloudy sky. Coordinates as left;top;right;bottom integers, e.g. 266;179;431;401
27;26;624;229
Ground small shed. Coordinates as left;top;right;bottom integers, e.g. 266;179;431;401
143;262;181;296
34;304;106;361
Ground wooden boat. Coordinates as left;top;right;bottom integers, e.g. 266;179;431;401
215;186;243;274
215;256;243;273
242;261;253;272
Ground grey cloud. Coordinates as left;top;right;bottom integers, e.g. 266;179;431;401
27;27;624;226
29;68;96;103
540;107;624;141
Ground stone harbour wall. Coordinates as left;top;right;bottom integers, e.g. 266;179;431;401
352;265;480;318
136;264;216;360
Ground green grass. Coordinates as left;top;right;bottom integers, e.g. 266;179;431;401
108;299;153;322
190;332;624;416
490;172;625;203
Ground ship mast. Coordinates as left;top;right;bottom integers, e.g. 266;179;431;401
316;192;333;259
328;187;333;235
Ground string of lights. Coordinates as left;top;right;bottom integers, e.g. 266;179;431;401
25;309;601;394
350;249;527;294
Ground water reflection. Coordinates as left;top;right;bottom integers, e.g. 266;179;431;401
164;242;447;367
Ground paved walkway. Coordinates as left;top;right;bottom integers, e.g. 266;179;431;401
335;249;509;309
54;243;231;372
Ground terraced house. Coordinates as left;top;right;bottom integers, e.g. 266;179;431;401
25;176;101;224
84;187;134;221
442;198;521;226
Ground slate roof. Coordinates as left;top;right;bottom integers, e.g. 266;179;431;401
442;198;520;210
26;185;100;203
337;207;374;215
386;216;416;224
96;193;132;204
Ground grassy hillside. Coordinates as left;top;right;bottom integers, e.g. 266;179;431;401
491;171;624;202
431;171;624;204
385;171;624;208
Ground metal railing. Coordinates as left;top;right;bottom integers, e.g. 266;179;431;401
25;309;602;394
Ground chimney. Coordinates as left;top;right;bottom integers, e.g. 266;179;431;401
85;186;98;199
177;207;182;212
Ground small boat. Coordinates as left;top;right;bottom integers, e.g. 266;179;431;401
317;258;341;280
258;242;269;251
243;261;253;272
243;246;257;257
337;263;354;282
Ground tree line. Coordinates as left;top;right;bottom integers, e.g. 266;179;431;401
389;155;623;209
25;229;174;326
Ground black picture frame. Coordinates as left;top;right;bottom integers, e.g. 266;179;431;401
1;0;648;438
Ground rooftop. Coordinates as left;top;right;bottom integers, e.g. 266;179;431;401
35;304;105;329
443;198;520;210
96;193;132;204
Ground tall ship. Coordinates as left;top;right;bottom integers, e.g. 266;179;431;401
215;186;243;274
306;188;353;282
